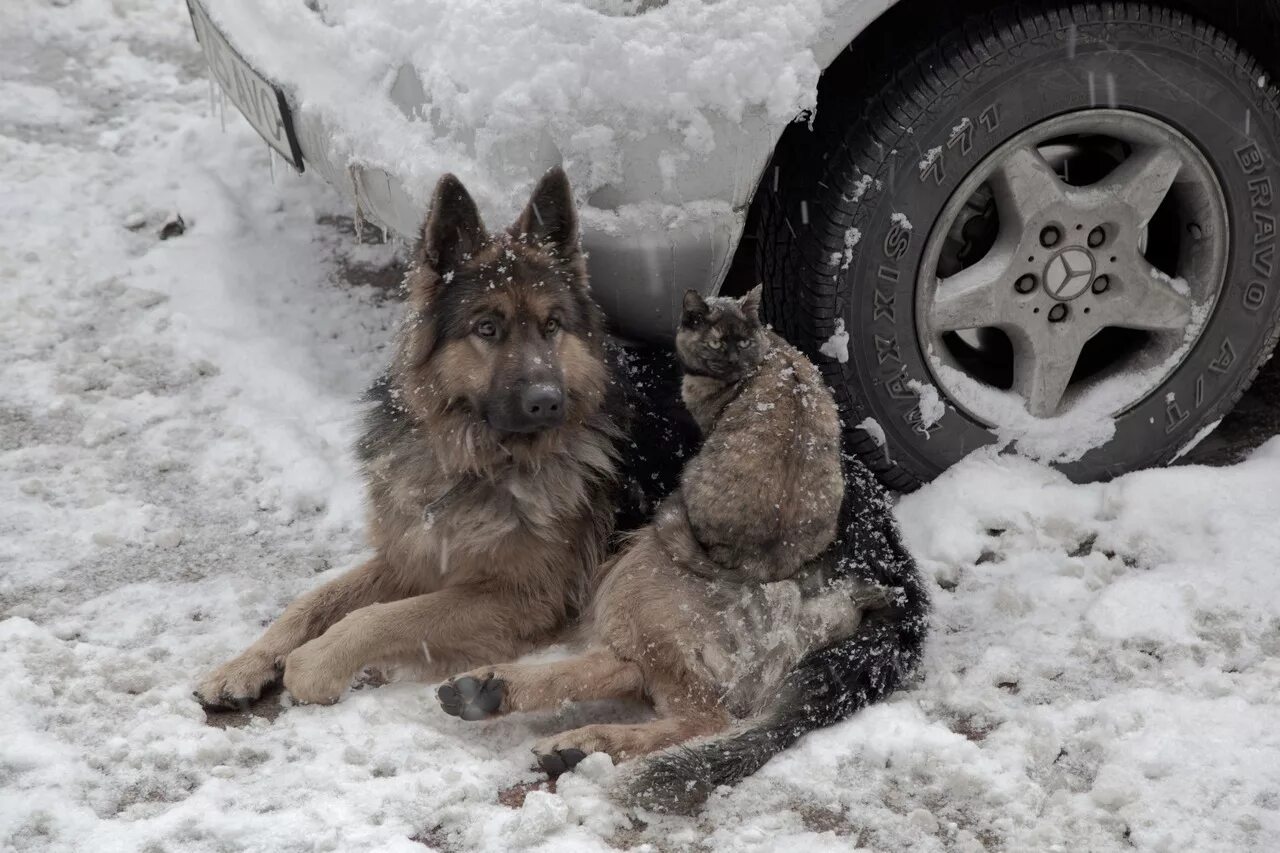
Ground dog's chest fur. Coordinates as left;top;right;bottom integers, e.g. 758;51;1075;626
361;423;614;593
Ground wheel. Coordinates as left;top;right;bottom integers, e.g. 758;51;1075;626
759;2;1280;490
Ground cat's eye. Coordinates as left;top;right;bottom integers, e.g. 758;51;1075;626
707;338;723;350
474;319;498;339
738;340;751;349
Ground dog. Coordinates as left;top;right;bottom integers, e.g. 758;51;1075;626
195;167;662;708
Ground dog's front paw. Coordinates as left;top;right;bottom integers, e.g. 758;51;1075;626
283;641;353;705
437;673;507;721
194;651;282;710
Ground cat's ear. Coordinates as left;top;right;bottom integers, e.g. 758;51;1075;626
739;284;763;320
682;289;709;328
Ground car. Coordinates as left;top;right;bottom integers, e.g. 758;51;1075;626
189;0;1280;490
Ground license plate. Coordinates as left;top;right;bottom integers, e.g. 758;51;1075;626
187;0;304;171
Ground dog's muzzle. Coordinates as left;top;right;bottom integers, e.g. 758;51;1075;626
488;381;566;433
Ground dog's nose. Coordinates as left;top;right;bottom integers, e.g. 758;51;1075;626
520;383;564;426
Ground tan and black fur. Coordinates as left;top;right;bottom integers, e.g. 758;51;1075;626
195;168;631;707
439;289;928;812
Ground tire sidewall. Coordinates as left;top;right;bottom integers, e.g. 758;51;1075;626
833;13;1280;483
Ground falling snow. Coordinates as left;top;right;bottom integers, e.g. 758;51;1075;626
8;3;1280;853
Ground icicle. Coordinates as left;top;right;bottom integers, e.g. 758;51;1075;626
268;146;276;184
1105;73;1116;108
208;76;216;118
1246;108;1252;136
349;165;365;245
219;86;227;133
1087;71;1096;108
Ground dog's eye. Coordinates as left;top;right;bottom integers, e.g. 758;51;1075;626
707;338;722;350
474;319;498;339
544;318;560;336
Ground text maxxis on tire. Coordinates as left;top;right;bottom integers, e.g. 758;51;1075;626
760;3;1280;490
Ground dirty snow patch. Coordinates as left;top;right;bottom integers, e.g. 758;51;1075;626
891;211;913;230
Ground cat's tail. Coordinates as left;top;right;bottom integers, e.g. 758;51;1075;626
617;463;930;814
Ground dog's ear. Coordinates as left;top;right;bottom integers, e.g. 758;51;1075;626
418;173;486;275
681;289;709;328
513;166;580;259
739;284;763;320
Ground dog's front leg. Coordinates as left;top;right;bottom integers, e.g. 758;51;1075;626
283;584;554;705
196;556;401;708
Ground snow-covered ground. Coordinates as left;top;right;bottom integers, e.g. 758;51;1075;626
4;2;1280;852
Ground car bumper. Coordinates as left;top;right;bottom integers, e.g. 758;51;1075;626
195;0;762;341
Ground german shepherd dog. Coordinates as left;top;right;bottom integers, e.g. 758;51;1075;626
195;168;641;708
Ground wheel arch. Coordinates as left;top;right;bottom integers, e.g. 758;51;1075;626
720;0;1280;296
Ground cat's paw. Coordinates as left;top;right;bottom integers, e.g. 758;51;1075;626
533;745;590;777
437;673;506;721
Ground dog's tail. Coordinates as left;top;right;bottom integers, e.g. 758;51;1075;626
619;461;930;814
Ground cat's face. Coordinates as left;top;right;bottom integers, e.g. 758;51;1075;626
675;286;765;381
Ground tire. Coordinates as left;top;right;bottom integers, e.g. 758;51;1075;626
759;2;1280;490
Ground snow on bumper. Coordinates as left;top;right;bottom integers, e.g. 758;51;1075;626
195;0;838;337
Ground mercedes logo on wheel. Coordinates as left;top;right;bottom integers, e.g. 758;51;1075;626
1043;247;1097;301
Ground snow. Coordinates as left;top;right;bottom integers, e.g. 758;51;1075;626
918;145;942;171
199;0;831;227
6;2;1280;852
1148;265;1191;297
819;318;850;363
834;226;861;271
907;379;946;429
927;294;1211;463
856;417;887;448
891;211;913;230
844;172;874;203
856;416;891;465
1171;417;1223;463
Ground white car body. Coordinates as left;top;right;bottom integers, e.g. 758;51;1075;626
197;0;896;337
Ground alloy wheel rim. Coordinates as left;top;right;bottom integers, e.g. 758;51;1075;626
915;109;1228;423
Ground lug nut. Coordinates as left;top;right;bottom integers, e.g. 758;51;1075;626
1092;274;1110;294
1048;303;1069;323
1015;274;1037;294
1040;226;1062;248
1087;226;1106;248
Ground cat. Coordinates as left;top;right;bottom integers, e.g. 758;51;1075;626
437;286;920;812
